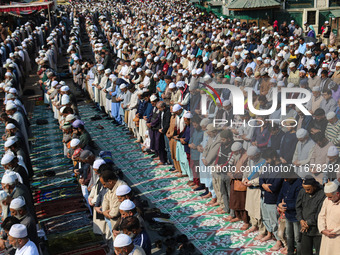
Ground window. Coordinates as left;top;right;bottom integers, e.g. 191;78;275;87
307;11;316;25
330;0;340;7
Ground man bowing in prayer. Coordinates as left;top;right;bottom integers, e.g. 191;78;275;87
114;234;146;255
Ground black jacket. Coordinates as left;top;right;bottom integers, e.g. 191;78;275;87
296;186;325;236
160;106;171;134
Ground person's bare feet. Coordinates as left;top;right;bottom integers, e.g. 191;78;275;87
230;217;241;223
201;192;212;198
191;185;200;190
216;207;226;214
206;198;217;205
280;247;288;254
260;233;272;242
240;223;250;230
270;241;282;251
245;226;258;235
176;173;188;177
224;215;234;221
186;181;194;186
188;182;196;186
134;140;141;143
173;169;180;173
209;201;220;207
156;162;164;166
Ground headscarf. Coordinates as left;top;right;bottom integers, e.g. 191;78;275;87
307;26;315;38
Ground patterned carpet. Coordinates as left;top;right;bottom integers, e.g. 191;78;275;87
77;103;280;255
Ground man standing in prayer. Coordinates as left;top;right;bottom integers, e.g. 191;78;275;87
318;181;340;255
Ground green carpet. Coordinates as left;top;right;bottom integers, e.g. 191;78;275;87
77;104;278;255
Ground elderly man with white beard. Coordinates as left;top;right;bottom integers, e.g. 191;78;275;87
6;224;39;255
318;182;340;255
9;198;38;247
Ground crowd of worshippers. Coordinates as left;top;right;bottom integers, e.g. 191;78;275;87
5;0;340;255
52;0;340;254
0;16;59;255
0;5;154;255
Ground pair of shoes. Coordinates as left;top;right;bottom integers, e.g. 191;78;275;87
194;185;205;191
164;237;176;247
155;240;162;249
90;115;102;121
199;191;209;197
178;243;195;255
158;224;176;237
148;221;163;231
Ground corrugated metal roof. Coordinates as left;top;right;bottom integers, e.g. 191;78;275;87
228;0;280;10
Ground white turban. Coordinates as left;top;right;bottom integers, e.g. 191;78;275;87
70;138;80;148
10;197;25;210
231;142;243;152
9;224;27;239
327;146;339;157
1;154;15;165
247;146;260;156
93;159;106;169
114;234;132;248
324;181;339;193
116;185;131;196
119;199;136;211
296;128;308;139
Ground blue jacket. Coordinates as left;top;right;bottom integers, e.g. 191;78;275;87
142;102;153;119
277;178;303;222
137;100;146;116
133;230;152;255
259;169;284;204
279;131;298;164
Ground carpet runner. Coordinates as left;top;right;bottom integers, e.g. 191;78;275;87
30;105;104;254
77;103;280;255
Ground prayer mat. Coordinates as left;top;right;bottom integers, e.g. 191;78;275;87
47;229;104;255
77;103;278;255
56;245;106;255
40;211;92;235
35;197;87;219
33;187;81;204
31;176;78;190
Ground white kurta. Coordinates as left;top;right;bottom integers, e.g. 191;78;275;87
15;240;39;255
99;76;108;108
127;90;139;129
318;198;340;255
